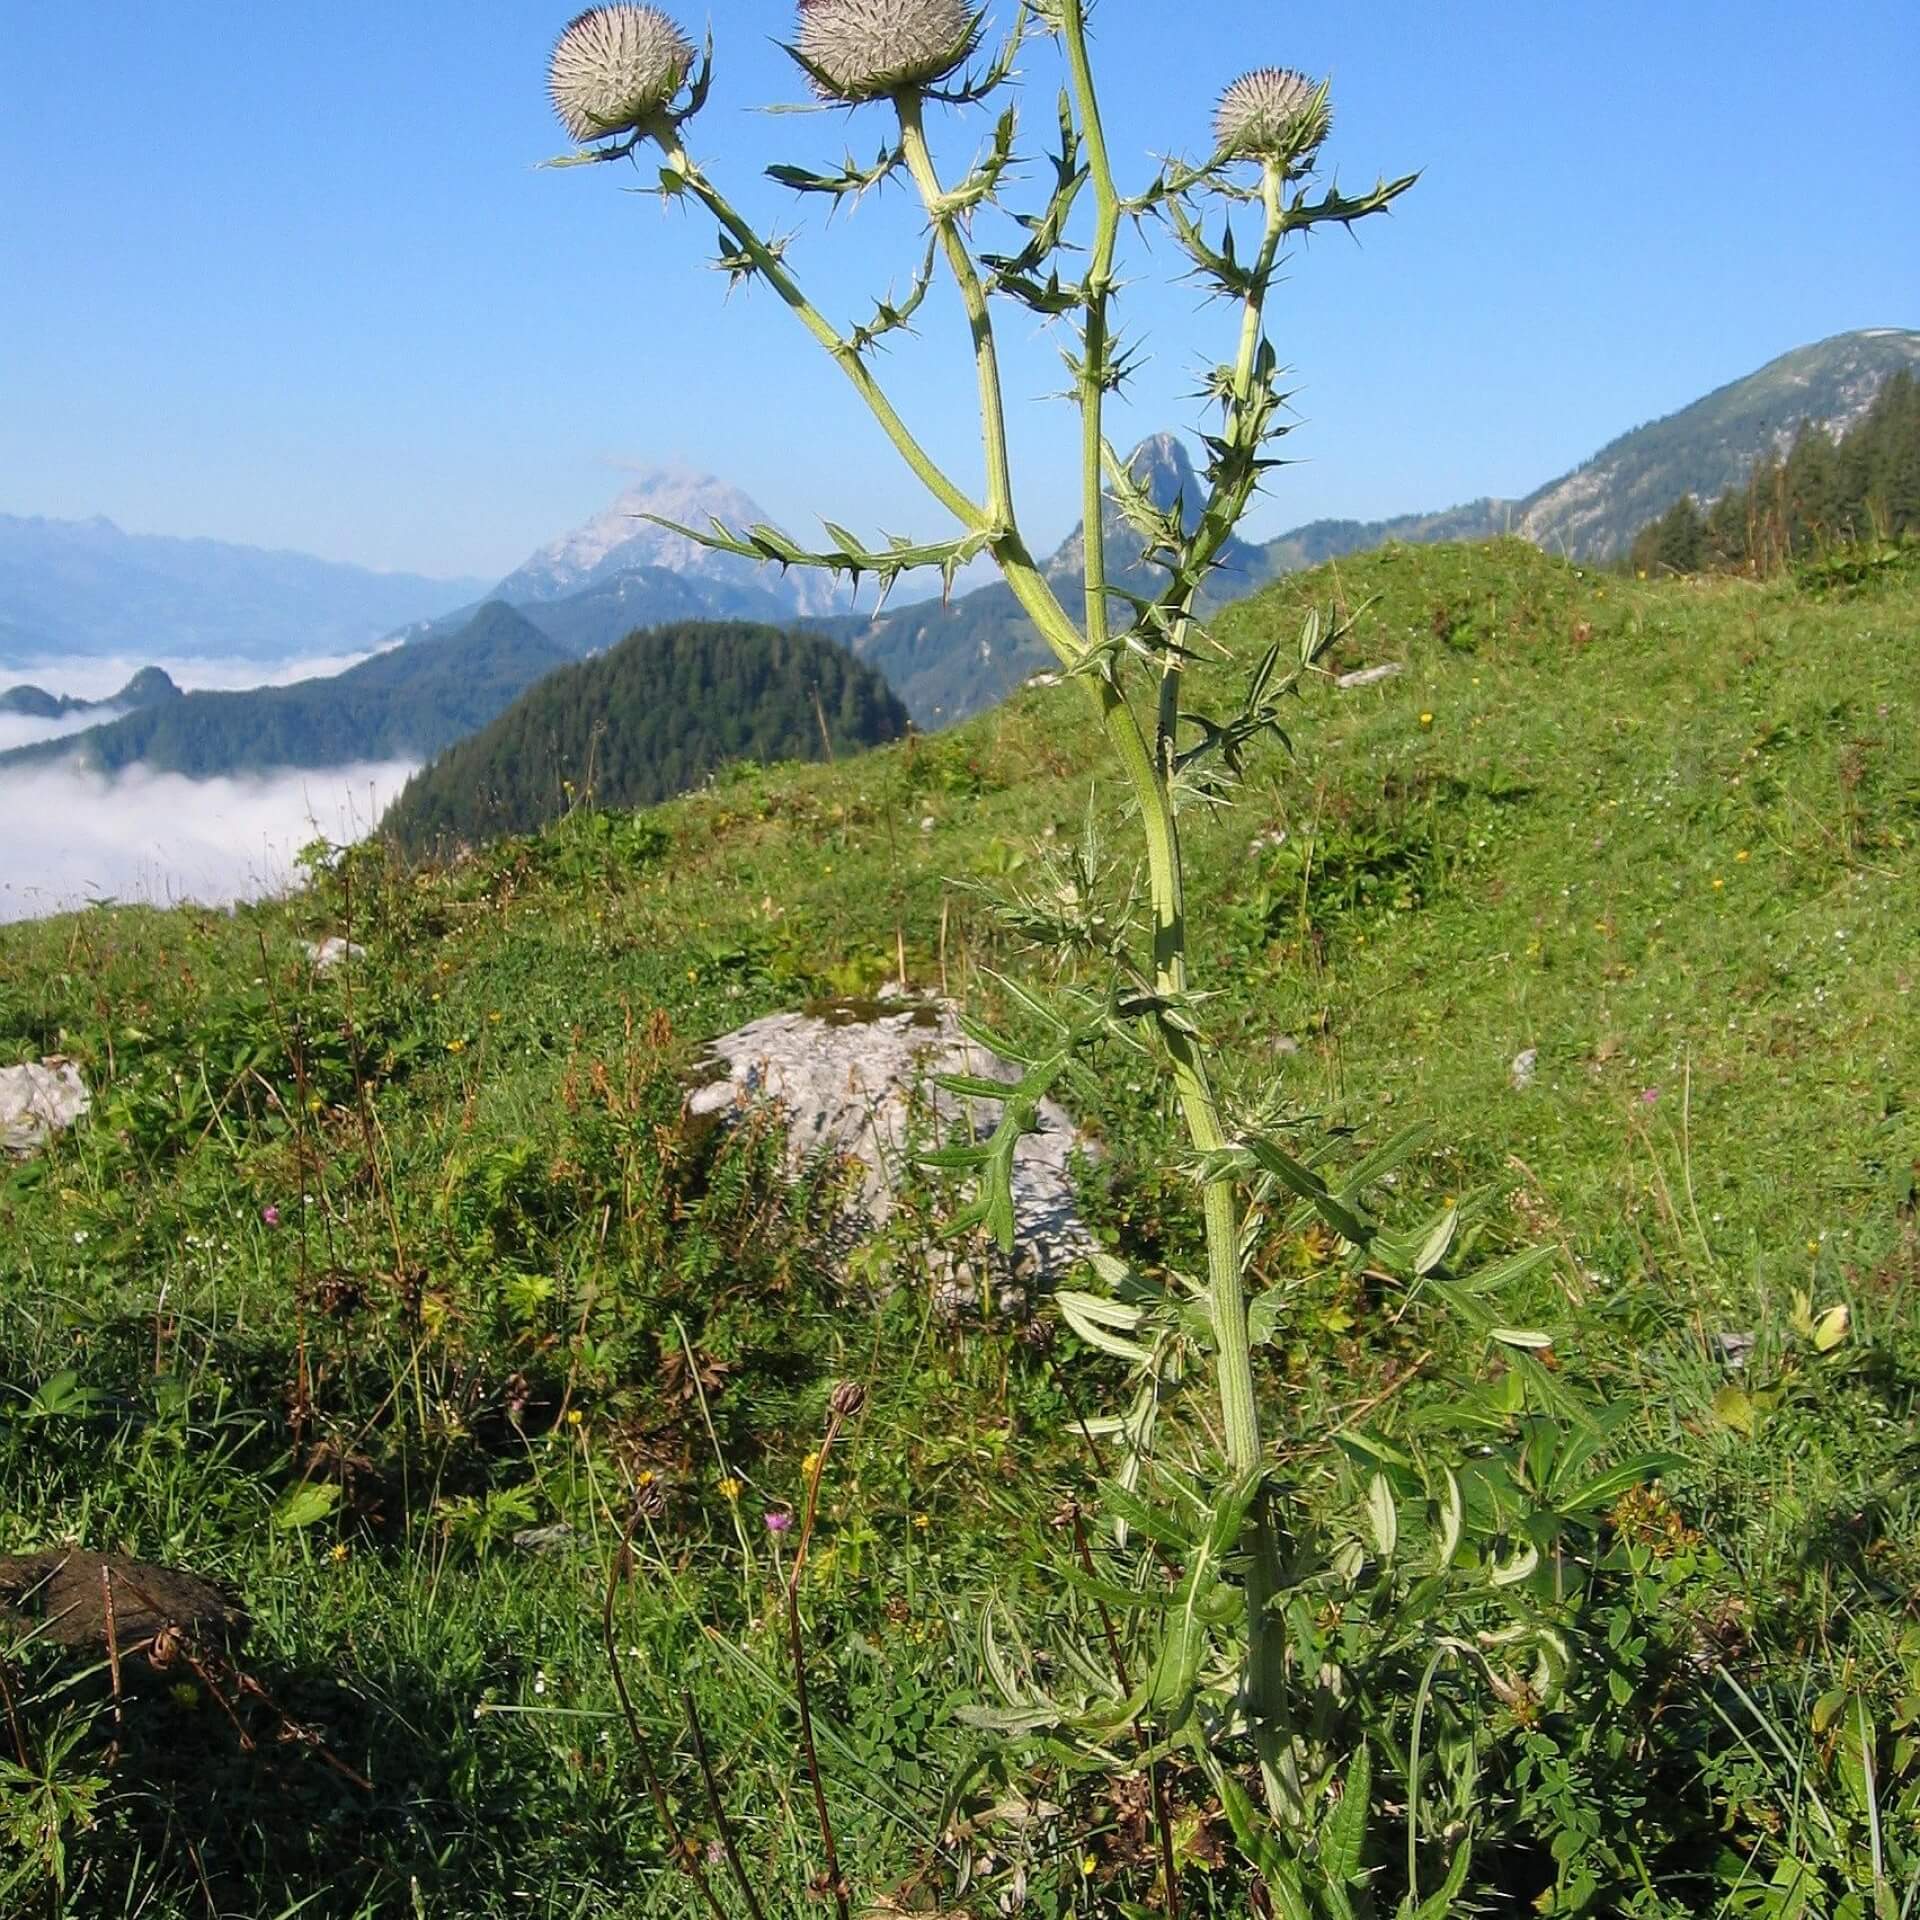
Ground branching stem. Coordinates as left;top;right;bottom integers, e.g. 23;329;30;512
660;135;987;538
895;93;1016;532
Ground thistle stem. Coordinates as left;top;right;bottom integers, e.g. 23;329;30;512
894;93;1015;531
1059;7;1120;660
1057;4;1290;1811
1156;159;1288;766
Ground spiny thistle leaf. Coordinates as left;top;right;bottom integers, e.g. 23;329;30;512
548;6;696;143
765;142;903;203
1282;170;1423;234
640;511;989;606
848;239;938;355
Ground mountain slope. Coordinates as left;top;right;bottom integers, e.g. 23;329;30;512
0;604;569;777
383;620;908;851
1256;328;1920;571
0;514;485;666
1512;328;1920;556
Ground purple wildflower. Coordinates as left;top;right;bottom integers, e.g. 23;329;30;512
764;1509;794;1536
261;1205;282;1228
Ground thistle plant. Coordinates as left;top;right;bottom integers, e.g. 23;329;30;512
544;7;1652;1909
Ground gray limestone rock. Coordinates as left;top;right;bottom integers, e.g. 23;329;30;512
1;1059;91;1157
689;999;1096;1279
304;937;367;972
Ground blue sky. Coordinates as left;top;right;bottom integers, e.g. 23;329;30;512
2;1;1915;582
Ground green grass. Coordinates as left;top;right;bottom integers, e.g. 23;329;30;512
2;540;1917;1917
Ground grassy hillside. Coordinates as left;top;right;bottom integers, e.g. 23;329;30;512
2;542;1916;1917
384;620;909;854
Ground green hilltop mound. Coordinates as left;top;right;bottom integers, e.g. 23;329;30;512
381;618;910;853
3;540;1918;1912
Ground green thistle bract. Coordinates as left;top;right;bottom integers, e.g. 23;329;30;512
549;5;695;143
1214;67;1332;162
794;0;979;103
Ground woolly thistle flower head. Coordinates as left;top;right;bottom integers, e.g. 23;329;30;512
549;5;696;143
793;0;981;103
1214;68;1332;163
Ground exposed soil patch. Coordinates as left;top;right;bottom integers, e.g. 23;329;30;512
0;1551;248;1654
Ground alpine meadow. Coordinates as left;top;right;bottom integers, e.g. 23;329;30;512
3;5;1917;1920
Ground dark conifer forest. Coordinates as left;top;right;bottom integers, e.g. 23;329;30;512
1628;370;1920;576
382;619;909;851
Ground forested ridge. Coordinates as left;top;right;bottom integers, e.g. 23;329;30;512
0;603;569;776
382;619;908;851
1629;369;1920;575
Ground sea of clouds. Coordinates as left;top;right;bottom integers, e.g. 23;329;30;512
0;651;413;924
2;648;388;701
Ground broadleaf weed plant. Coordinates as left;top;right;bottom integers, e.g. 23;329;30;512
541;5;1667;1910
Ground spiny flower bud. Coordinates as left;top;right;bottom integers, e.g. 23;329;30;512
1214;68;1332;163
828;1380;868;1421
549;5;695;143
794;0;979;103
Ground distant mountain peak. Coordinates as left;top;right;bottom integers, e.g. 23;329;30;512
1126;432;1199;514
115;666;181;705
493;466;853;618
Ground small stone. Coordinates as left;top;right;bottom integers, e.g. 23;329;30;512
510;1523;579;1554
1713;1332;1757;1370
305;938;367;972
1;1059;90;1158
1510;1048;1539;1090
1334;662;1405;691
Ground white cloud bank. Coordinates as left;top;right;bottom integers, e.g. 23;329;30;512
0;707;127;755
0;648;390;701
0;760;417;924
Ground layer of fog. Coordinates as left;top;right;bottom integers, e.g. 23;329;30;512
0;706;126;754
0;759;416;925
0;647;390;702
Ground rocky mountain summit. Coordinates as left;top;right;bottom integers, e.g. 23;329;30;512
491;465;854;617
